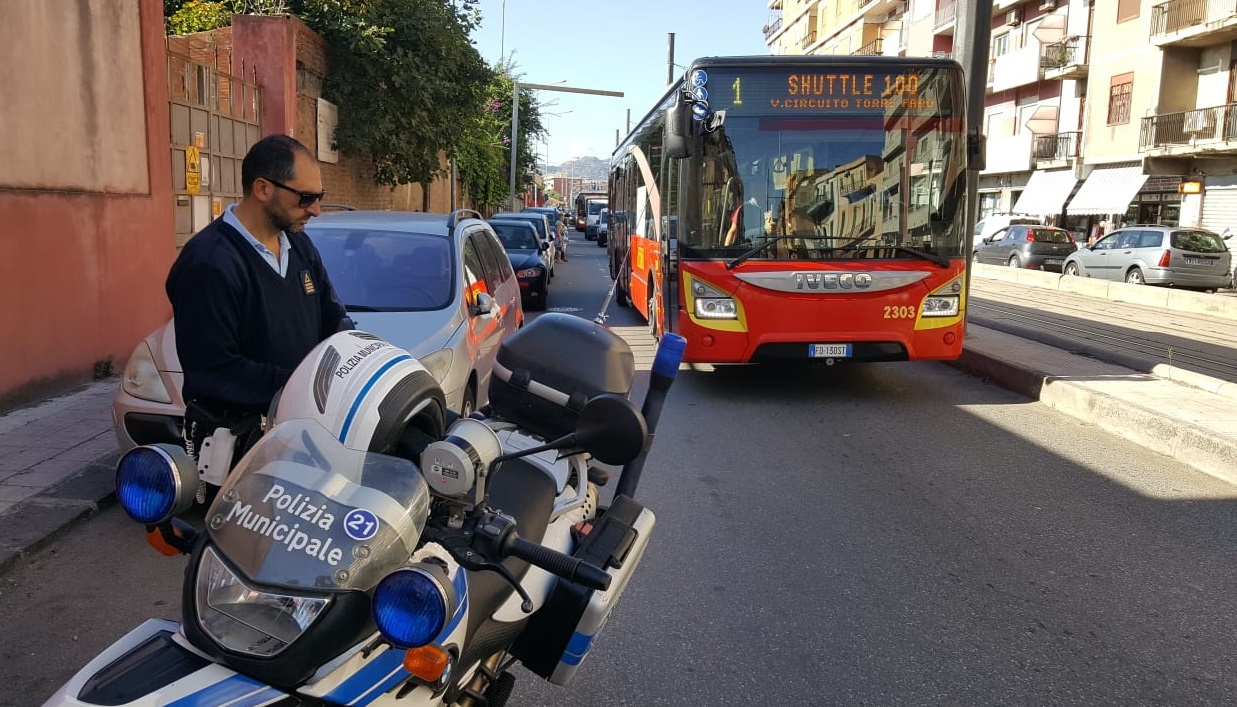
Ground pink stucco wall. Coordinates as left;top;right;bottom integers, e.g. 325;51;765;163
0;0;174;409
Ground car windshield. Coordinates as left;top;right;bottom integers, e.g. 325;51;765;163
587;201;605;215
307;226;454;311
1030;228;1073;244
492;223;540;250
1172;230;1227;253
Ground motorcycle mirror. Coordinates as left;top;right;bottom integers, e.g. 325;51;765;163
572;394;647;465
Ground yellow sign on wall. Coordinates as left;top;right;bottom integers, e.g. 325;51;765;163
185;146;201;174
186;171;201;195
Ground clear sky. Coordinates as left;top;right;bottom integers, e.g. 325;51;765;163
468;0;771;167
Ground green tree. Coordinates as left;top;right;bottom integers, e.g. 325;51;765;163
455;66;547;210
291;0;492;188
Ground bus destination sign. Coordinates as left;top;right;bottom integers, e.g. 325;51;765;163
699;68;957;116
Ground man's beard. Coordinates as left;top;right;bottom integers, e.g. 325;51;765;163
266;204;302;233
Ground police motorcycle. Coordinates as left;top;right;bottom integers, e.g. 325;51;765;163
43;313;686;707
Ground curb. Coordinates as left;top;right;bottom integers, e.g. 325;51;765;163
948;337;1237;486
0;454;118;576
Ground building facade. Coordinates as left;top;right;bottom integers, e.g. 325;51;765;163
766;0;1237;240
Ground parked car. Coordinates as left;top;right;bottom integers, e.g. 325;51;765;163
112;210;522;451
490;218;550;310
972;213;1044;251
972;224;1078;271
523;206;567;261
1223;228;1237;288
492;211;556;273
597;207;609;247
1061;224;1232;289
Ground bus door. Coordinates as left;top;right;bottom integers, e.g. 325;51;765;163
661;155;681;335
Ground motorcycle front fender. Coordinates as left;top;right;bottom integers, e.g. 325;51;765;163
41;618;289;706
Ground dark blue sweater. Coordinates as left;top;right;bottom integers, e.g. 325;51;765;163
166;217;349;413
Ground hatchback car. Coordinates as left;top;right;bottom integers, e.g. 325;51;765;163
492;211;556;273
597;208;610;247
112;210;523;451
972;213;1044;251
490;218;550;310
1061;225;1232;288
972;224;1078;271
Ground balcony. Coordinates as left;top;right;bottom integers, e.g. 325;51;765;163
853;38;884;55
1040;36;1089;80
800;30;818;49
990;44;1044;93
931;50;954;59
763;16;783;40
1150;0;1237;47
1034;131;1081;167
1140;103;1237;151
981;132;1035;174
934;1;957;32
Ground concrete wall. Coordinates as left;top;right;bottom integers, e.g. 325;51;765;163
0;0;174;410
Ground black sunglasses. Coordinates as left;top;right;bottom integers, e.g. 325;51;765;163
264;177;327;208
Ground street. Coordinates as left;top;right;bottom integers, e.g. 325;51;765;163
6;230;1237;706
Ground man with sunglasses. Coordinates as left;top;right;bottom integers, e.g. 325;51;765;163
166;134;353;467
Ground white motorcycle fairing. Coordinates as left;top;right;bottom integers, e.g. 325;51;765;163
40;619;291;706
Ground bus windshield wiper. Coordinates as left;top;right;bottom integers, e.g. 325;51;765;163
887;245;951;268
726;236;798;270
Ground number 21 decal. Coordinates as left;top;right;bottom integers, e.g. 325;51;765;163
344;508;380;541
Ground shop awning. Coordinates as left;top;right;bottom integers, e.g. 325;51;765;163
1011;169;1077;216
1065;166;1149;215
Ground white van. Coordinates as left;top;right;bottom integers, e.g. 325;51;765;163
972;213;1045;251
585;199;607;240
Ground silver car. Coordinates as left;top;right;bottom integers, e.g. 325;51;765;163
112;210;523;451
1061;225;1232;289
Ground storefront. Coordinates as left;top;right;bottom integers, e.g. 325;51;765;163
1123;177;1182;226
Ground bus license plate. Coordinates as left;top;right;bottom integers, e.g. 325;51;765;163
810;344;852;358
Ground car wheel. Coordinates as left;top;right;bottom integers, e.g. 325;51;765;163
459;383;476;418
971;250;980;263
1064;262;1079;277
1125;268;1145;285
1007;254;1021;268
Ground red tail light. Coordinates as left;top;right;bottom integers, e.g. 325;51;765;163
1158;250;1172;267
1025;230;1037;242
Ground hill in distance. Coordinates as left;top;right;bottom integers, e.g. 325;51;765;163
546;156;608;183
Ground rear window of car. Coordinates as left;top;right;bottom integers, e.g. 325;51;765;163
587;201;606;215
491;223;540;250
1171;230;1227;253
1029;228;1074;244
308;227;454;311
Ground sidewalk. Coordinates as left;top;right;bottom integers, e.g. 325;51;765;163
3;272;1237;574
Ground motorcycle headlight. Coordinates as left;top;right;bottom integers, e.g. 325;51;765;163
372;564;456;648
115;444;199;524
196;546;330;657
122;340;173;404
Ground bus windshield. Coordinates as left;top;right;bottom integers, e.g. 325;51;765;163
680;65;966;262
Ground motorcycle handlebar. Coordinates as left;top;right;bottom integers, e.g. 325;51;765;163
506;535;612;591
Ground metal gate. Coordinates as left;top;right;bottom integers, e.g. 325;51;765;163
167;44;262;246
1201;176;1237;234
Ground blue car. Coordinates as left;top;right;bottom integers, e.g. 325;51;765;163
490;219;551;310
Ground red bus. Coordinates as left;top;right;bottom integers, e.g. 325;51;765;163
573;189;607;231
606;55;972;363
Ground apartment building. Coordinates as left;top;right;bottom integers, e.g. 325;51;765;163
765;0;1237;237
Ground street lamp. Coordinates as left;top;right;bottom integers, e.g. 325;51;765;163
509;81;623;211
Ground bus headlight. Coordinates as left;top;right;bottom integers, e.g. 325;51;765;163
922;295;960;317
691;278;738;320
695;298;738;319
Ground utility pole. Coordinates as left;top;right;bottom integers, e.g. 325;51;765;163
954;0;994;310
666;33;675;86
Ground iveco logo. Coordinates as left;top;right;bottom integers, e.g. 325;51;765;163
794;272;874;290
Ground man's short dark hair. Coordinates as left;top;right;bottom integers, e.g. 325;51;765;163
241;134;314;194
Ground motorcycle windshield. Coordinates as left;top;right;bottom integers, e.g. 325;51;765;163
205;419;431;592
